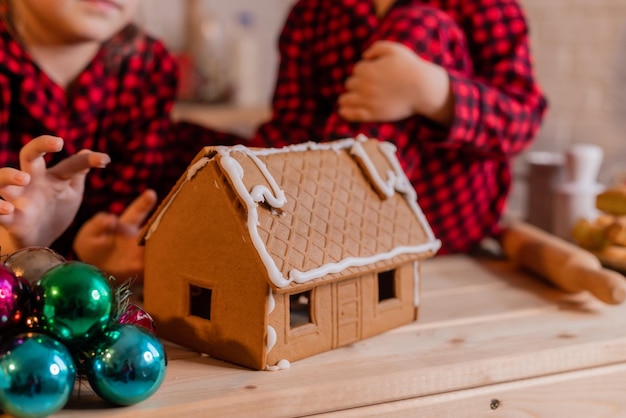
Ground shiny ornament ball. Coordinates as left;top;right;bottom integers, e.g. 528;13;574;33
33;261;115;344
85;324;167;406
5;247;65;285
0;263;29;331
0;332;76;418
118;303;157;334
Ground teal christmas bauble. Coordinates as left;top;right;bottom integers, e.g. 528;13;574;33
0;332;76;418
32;261;114;344
85;324;166;406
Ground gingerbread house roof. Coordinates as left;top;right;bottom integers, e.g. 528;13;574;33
141;136;441;292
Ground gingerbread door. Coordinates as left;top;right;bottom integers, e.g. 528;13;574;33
335;278;362;347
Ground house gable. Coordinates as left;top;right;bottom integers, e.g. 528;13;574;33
142;154;272;370
143;136;440;293
208;135;441;292
141;136;441;370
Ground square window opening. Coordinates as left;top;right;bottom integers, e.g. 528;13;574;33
290;291;312;328
190;285;213;320
378;270;396;302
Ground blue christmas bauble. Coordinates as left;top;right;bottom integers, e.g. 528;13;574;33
85;324;166;406
32;261;115;344
0;332;76;418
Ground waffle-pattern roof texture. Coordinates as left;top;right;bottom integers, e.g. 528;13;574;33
223;138;440;288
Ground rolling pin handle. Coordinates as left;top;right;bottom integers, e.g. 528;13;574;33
565;263;626;305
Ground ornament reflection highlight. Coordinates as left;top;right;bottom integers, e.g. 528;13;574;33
0;333;76;418
85;324;167;406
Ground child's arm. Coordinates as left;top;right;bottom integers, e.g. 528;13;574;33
70;34;174;278
338;40;453;126
0;135;110;254
73;189;157;279
339;1;546;157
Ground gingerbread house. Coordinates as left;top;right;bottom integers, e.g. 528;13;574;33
140;136;441;370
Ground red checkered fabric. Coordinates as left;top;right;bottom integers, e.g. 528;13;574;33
0;22;185;257
248;0;548;254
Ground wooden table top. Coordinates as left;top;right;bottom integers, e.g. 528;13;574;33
48;254;626;417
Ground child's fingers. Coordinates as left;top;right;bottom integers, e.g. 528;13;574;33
338;92;372;122
118;189;158;229
73;212;117;263
81;212;118;239
48;150;111;181
344;74;362;92
19;136;64;176
338;105;371;122
0;167;30;188
0;168;30;201
84;150;111;168
0;200;15;216
362;40;399;60
338;90;361;107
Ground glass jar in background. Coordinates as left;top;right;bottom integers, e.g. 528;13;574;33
181;0;232;103
230;10;261;108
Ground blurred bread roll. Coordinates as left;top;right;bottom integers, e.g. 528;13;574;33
606;216;626;246
572;217;612;250
597;186;626;215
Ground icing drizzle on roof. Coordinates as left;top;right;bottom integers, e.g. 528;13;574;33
350;140;396;199
218;147;291;287
351;136;437;243
217;136;441;289
220;145;287;209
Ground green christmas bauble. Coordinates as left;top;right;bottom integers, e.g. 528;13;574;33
32;261;115;344
0;332;76;418
85;324;167;406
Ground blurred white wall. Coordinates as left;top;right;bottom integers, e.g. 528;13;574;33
136;0;296;104
521;0;626;182
137;0;626;182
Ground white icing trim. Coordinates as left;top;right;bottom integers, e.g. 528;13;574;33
148;137;441;290
265;359;291;371
350;140;395;199
288;242;439;283
145;157;210;240
188;157;211;179
266;325;277;353
268;288;275;314
220;145;287;208
252;136;365;157
376;140;439;243
218;152;291;288
413;261;420;307
263;289;290;372
218;137;441;288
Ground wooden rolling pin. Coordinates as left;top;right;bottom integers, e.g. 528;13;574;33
500;221;626;305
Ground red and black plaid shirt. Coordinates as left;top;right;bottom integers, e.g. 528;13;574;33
251;0;548;254
0;22;190;257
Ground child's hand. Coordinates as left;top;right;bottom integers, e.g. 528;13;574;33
0;135;110;254
338;40;453;126
73;189;158;280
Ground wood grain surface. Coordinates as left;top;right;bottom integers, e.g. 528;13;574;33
43;255;626;418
